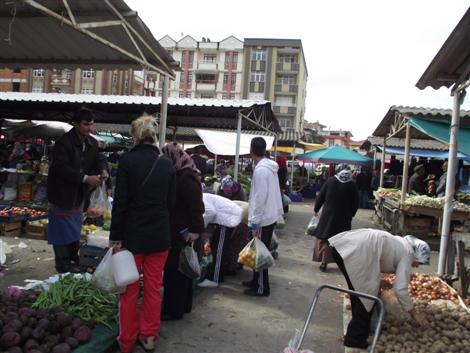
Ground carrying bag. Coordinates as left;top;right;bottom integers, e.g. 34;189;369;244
306;215;319;236
87;183;107;217
178;244;201;279
238;237;275;271
91;248;124;294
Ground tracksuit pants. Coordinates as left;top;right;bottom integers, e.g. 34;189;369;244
118;251;168;353
248;223;275;295
207;226;233;283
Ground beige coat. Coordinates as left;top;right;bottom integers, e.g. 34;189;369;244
329;228;414;312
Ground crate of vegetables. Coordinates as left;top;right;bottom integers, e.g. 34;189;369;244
26;208;48;221
0;206;28;223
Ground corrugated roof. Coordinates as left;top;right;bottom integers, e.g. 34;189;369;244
372;105;470;138
416;8;470;90
366;136;449;150
277;129;304;143
0;0;178;77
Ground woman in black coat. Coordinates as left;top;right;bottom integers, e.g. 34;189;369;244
313;164;359;272
109;116;175;353
161;142;205;320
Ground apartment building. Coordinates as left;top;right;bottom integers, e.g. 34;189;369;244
0;68;147;95
242;38;308;132
158;35;244;99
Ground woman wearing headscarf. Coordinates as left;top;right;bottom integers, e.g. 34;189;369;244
109;116;175;353
329;229;430;350
312;164;359;272
161;142;205;320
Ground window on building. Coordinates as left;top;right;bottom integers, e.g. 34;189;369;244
196;73;216;84
279;118;292;129
32;69;45;77
82;70;95;79
124;80;128;89
63;70;72;80
167;50;173;57
11;82;20;91
275;96;294;107
328;139;335;147
203;54;216;63
182;51;194;67
276;75;296;85
251;49;266;61
81;88;93;94
224;52;238;69
179;91;191;98
250;71;265;82
248;92;265;100
32;86;43;93
200;93;215;99
223;73;237;85
112;72;118;84
278;54;297;63
222;93;235;100
13;68;21;73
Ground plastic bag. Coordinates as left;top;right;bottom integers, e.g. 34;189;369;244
91;248;124;294
238;237;275;271
178;244;201;279
305;215;319;236
87;183;107;217
276;215;286;229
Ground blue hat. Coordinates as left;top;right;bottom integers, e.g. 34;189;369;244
404;235;430;265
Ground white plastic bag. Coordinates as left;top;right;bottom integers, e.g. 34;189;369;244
91;248;124;294
238;237;275;271
87;183;107;217
178;244;201;279
306;215;319;236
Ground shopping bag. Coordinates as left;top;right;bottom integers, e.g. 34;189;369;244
238;237;275;271
276;215;286;229
305;215;319;236
178;244;201;279
91;248;124;294
87;183;107;217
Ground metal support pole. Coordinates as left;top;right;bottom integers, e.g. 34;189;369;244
401;123;411;204
438;91;461;276
234;111;242;181
214;154;218;177
290;142;295;193
379;136;386;188
158;76;169;149
274;135;278;159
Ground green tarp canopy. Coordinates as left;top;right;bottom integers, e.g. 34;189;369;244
410;117;470;155
296;145;372;165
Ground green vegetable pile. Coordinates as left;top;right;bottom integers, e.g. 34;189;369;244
237;173;251;195
32;275;118;327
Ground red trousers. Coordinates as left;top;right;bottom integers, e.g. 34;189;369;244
118;251;168;353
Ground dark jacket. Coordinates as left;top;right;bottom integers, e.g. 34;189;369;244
47;128;103;210
313;177;359;240
110;144;176;254
408;173;426;195
191;154;207;176
355;172;371;191
278;166;288;191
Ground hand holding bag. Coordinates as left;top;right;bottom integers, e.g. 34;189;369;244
91;248;124;294
178;243;201;279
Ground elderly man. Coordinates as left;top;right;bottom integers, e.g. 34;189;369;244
408;164;426;194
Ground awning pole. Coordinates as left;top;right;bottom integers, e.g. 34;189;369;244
290;141;295;193
400;122;411;204
379;136;386;187
274;135;278;159
158;76;169;149
214;154;218;177
234;111;242;182
438;90;461;276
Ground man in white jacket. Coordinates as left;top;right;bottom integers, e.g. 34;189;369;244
243;137;283;296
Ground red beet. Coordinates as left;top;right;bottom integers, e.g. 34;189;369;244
73;326;91;343
0;332;21;349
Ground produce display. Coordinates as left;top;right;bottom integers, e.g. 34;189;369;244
403;195;470;213
376;302;470;353
382;273;460;303
457;192;470;204
0;207;47;219
81;224;97;235
237;173;251;195
377;188;402;198
32;275;118;327
0;288;93;353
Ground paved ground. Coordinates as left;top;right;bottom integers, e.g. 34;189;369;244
0;202;402;353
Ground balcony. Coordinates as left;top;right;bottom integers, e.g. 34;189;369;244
276;62;300;72
274;84;298;94
197;61;218;72
196;80;216;91
273;105;297;115
50;74;71;86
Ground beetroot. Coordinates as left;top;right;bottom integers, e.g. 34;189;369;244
47;321;60;334
35;309;47;319
60;326;73;340
71;318;82;330
51;343;71;353
28;317;38;327
27;350;42;353
23;338;39;351
73;326;91;343
36;318;50;329
55;313;72;327
38;343;51;353
31;327;46;340
43;335;60;347
4;319;22;333
64;337;78;349
20;326;32;340
7;346;23;353
6;312;19;320
0;332;21;348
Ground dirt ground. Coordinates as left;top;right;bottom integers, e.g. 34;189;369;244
0;202;441;353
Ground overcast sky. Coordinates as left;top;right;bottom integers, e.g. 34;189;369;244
127;0;469;140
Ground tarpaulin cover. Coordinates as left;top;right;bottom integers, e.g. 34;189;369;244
195;129;274;156
409;117;470;155
375;145;470;163
73;322;119;353
296;145;372;165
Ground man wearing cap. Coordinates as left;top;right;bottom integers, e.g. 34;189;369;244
408;164;426;194
47;108;107;273
329;228;430;350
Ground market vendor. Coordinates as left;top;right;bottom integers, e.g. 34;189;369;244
47;109;107;273
329;228;430;350
408;164;426;194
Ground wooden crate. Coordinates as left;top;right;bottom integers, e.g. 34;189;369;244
23;221;47;240
18;183;33;202
1;222;22;237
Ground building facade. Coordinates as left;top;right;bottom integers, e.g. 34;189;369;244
157;35;244;100
0;68;147;95
242;38;308;132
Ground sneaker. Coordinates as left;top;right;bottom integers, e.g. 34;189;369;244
243;288;269;297
197;279;218;288
138;336;156;351
241;280;256;288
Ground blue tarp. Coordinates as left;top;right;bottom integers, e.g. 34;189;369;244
376;145;470;163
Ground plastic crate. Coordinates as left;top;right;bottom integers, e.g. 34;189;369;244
79;245;107;272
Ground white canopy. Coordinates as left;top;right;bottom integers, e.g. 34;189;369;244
195;129;274;156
